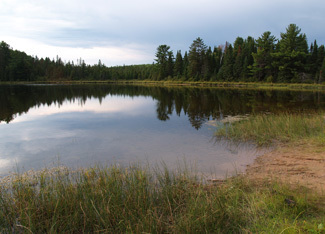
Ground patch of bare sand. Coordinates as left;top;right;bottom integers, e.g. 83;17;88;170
246;141;325;195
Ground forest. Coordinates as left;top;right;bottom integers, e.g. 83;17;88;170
0;24;325;83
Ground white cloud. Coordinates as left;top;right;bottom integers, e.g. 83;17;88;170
10;96;154;124
1;0;325;65
2;36;153;66
0;158;12;169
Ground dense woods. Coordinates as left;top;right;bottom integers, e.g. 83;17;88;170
1;24;325;83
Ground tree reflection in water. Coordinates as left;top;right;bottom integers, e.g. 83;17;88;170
1;84;325;129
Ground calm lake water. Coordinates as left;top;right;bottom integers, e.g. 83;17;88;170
0;84;324;177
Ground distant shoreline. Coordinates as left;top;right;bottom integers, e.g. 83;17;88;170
1;80;325;91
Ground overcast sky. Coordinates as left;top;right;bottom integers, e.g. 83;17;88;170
1;0;325;66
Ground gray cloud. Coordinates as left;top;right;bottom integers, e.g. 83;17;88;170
1;0;325;66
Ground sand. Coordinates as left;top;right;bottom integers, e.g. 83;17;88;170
245;141;325;195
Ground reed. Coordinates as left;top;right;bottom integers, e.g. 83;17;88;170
216;112;325;146
2;80;325;92
0;164;323;233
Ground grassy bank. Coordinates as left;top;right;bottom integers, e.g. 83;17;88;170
216;112;325;146
215;112;325;197
2;79;325;91
0;165;324;233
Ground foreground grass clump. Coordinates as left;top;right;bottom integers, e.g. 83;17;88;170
0;165;324;233
216;112;325;146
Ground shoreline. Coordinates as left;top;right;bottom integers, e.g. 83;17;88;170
214;112;325;195
245;141;325;195
1;80;325;92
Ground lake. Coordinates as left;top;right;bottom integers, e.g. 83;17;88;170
0;84;324;178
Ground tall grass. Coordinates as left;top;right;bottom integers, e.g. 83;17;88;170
5;80;325;92
216;112;325;146
0;165;323;233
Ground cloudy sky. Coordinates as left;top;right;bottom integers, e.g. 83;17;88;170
1;0;324;66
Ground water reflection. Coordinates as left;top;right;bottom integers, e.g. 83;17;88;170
0;84;324;176
10;96;153;124
1;84;325;128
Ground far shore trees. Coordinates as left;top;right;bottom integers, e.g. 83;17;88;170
251;31;277;81
272;24;309;82
188;37;207;80
0;24;324;83
0;41;11;81
155;45;173;80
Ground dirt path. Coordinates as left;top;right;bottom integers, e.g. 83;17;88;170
245;141;325;194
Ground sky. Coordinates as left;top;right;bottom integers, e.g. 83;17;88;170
1;0;325;66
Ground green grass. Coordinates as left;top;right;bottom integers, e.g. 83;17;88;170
2;80;325;92
0;165;324;233
216;112;325;146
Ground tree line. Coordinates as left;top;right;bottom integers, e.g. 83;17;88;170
155;24;325;83
0;24;325;83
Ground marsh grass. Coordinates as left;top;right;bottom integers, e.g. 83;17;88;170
215;112;325;146
0;165;324;233
3;80;325;92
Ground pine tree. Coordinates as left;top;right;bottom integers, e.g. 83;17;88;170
174;50;183;77
319;57;325;84
213;46;223;78
155;45;172;79
251;31;276;81
317;45;325;74
188;37;207;80
183;52;189;80
242;36;256;80
0;41;11;81
279;24;308;53
202;47;213;81
272;24;308;82
233;37;244;80
218;43;234;81
308;40;318;78
166;51;174;78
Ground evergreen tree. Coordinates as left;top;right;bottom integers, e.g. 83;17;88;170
188;37;207;80
242;36;256;80
233;37;244;80
279;24;308;53
212;46;223;79
308;40;319;79
317;45;325;75
8;50;33;81
319;57;325;84
202;47;213;80
174;50;183;77
155;45;171;80
218;43;234;81
272;24;308;82
166;51;174;78
251;31;276;81
233;37;244;53
183;52;189;80
0;41;11;81
1;23;324;84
